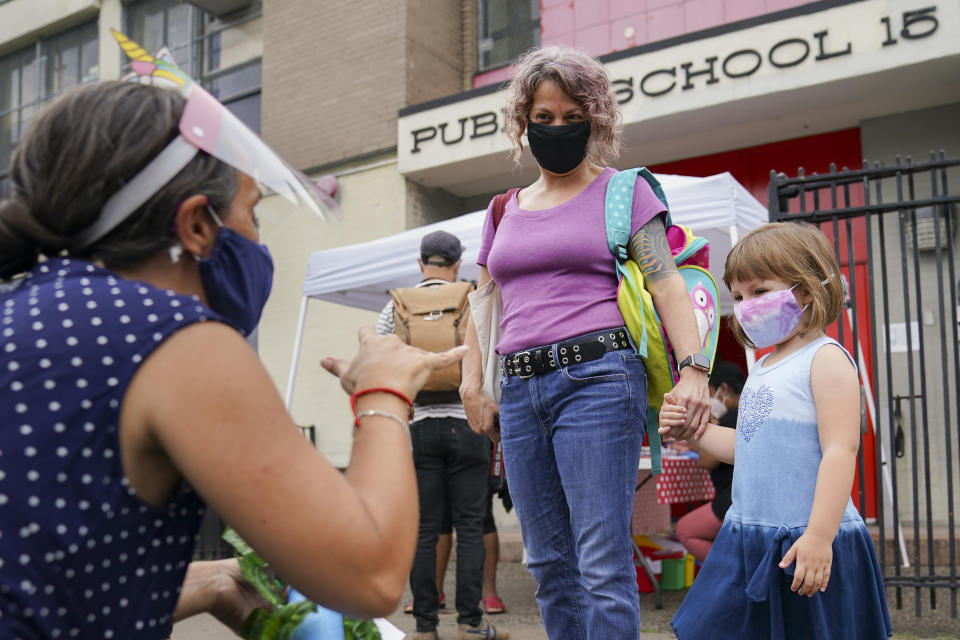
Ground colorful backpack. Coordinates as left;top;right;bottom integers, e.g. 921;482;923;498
604;168;721;474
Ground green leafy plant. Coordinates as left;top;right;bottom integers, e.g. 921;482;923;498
222;528;381;640
222;528;316;639
343;617;381;640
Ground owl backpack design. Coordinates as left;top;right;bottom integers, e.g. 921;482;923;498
605;168;721;474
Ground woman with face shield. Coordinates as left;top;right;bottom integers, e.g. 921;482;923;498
0;81;461;638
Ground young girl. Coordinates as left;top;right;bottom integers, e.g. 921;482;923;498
659;222;892;639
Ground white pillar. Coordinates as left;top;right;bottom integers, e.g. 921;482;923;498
97;0;124;81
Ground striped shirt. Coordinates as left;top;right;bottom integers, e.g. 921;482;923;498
377;279;467;422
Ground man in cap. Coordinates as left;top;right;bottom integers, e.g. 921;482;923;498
377;231;508;640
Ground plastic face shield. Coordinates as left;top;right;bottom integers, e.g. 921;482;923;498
72;31;338;249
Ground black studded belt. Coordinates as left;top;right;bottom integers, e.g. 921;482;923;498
501;327;631;379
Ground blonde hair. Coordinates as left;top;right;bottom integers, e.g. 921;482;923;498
503;46;621;167
723;222;846;349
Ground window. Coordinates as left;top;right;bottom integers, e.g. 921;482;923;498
126;0;199;74
125;0;262;132
477;0;540;72
0;20;98;173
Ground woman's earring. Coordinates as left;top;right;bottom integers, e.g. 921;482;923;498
169;243;184;264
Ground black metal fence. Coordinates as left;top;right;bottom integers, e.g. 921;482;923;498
768;153;960;617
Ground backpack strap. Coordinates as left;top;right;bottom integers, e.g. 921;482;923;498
604;167;670;258
604;168;670;359
491;188;519;230
604;168;670;476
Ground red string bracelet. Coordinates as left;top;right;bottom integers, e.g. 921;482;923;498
349;387;414;427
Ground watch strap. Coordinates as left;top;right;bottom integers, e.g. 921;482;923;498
678;353;710;374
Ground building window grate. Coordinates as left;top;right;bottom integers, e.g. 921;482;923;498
477;0;540;72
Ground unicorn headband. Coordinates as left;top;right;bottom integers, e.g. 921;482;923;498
73;30;339;249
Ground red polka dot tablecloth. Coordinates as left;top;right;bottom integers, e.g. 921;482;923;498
655;456;715;505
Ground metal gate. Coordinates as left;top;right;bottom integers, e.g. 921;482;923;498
768;153;960;618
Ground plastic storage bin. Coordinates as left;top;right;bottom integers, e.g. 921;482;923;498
633;549;661;593
658;552;687;591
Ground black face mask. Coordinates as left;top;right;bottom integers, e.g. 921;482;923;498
526;120;591;175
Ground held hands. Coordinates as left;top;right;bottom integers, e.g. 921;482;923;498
321;325;468;400
664;369;710;439
779;531;833;597
658;392;692;440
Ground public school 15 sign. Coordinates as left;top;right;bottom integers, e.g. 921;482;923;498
403;3;945;157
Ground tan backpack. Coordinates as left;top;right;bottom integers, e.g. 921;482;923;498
390;281;474;403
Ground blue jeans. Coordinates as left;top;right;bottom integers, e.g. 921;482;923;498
499;345;647;640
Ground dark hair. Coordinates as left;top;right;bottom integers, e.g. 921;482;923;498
709;360;746;394
0;81;237;279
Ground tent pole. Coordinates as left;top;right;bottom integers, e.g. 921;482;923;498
285;295;309;411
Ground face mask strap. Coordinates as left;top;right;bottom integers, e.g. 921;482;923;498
204;204;225;228
71;135;199;250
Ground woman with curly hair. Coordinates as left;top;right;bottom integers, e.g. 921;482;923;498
460;46;710;639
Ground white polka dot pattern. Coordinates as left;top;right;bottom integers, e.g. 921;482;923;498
655;457;716;505
0;258;225;638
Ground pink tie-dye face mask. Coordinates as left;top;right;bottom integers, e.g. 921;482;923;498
733;284;806;349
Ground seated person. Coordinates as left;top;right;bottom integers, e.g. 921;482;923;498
674;360;745;563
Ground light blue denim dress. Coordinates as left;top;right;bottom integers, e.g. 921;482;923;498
673;337;892;639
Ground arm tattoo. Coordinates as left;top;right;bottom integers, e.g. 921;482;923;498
628;215;678;285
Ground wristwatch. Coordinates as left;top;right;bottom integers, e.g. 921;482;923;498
677;353;710;375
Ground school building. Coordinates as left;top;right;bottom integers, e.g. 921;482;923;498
2;0;958;545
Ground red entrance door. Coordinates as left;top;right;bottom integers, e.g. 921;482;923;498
650;129;880;519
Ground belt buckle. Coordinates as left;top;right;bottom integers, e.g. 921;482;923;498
512;351;534;379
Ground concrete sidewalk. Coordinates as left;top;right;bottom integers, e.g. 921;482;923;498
170;557;677;639
171;537;960;639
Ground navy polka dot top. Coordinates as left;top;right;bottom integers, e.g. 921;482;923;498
1;257;227;639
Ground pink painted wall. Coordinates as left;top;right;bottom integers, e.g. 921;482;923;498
474;0;814;88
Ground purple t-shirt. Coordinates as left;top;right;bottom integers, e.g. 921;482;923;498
477;167;666;354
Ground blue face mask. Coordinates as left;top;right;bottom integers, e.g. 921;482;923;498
198;206;274;336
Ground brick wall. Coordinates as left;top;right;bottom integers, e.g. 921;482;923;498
402;0;476;225
262;0;406;171
404;0;465;105
262;0;479;225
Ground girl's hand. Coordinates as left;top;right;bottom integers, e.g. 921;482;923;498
322;325;468;399
779;531;833;597
657;392;689;439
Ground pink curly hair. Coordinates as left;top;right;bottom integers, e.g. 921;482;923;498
503;46;622;166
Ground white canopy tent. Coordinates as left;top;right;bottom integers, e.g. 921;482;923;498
286;171;768;406
286;174;914;565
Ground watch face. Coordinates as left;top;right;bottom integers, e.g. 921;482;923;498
693;353;710;369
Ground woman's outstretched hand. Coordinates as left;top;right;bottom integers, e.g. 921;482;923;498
321;325;468;399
